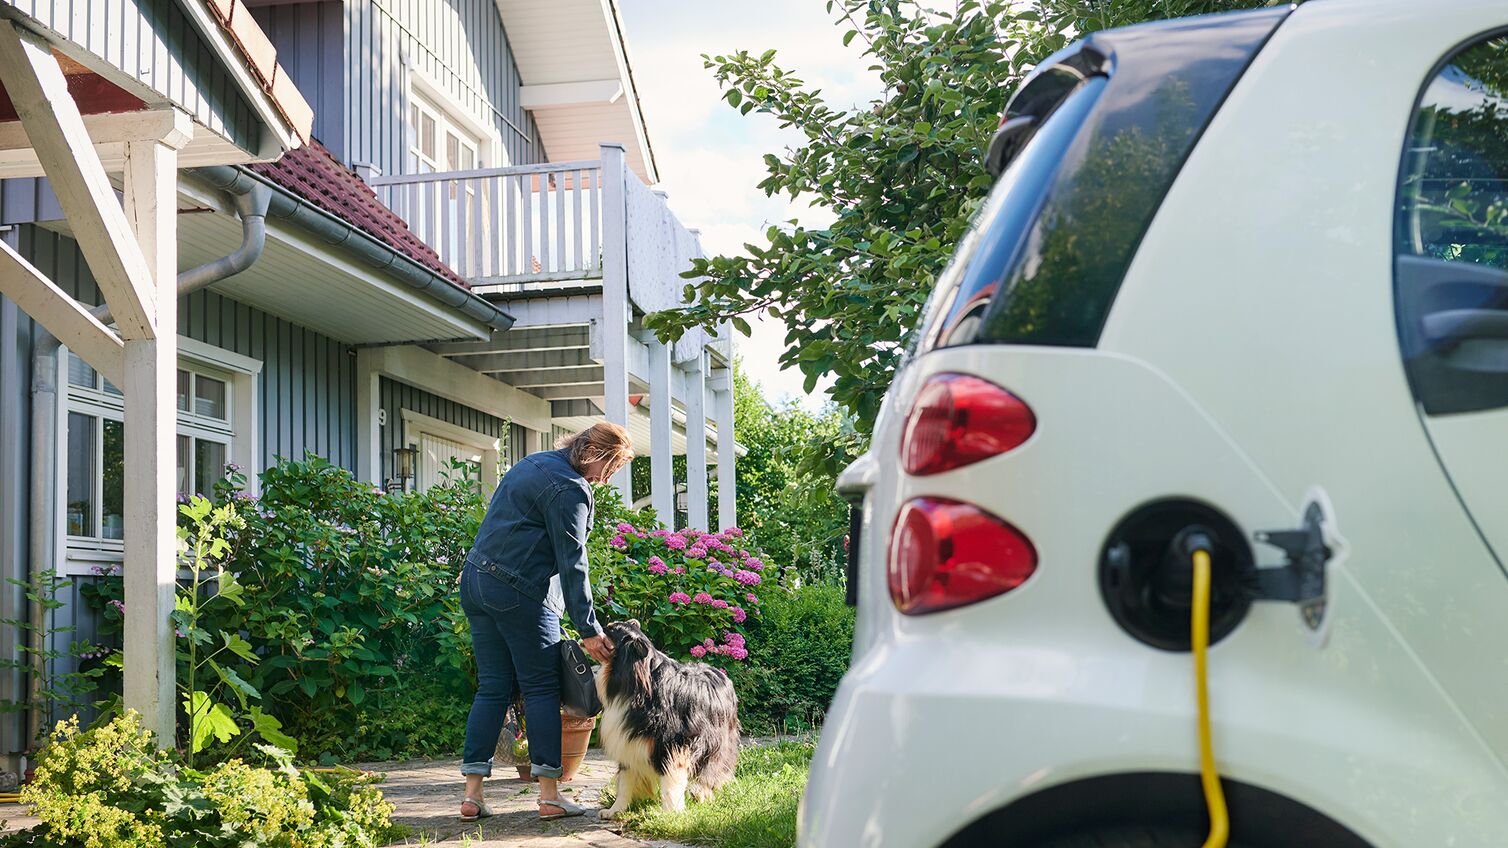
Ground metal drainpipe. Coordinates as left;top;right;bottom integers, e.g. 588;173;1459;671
24;181;270;747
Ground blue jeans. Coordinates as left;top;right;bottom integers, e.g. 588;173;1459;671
460;563;563;779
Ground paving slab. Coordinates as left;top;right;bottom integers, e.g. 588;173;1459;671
371;751;689;848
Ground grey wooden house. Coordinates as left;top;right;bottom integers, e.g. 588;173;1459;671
0;0;733;776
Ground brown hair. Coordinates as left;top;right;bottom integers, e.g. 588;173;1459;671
555;422;635;477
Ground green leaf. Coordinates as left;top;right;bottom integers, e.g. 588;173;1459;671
725;88;742;108
184;691;241;753
250;706;299;753
842;29;858;47
347;680;365;705
210;660;261;709
221;631;258;664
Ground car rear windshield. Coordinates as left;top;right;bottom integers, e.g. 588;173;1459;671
913;7;1290;354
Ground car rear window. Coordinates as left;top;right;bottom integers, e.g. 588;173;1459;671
913;8;1290;354
1395;33;1508;415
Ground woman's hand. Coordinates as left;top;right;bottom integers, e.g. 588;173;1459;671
582;634;615;665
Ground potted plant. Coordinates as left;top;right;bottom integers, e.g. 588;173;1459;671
494;701;598;782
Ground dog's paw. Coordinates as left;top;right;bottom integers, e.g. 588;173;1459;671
597;808;620;821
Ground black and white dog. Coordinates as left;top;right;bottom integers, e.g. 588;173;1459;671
596;620;740;818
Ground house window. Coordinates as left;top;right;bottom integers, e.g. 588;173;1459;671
65;347;251;552
409;90;481;178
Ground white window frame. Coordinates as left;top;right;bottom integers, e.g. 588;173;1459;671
407;71;502;174
60;338;262;572
401;409;501;495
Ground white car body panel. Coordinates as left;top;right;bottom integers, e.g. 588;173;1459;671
802;1;1508;846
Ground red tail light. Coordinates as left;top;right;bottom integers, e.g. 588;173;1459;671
902;374;1035;476
888;497;1037;615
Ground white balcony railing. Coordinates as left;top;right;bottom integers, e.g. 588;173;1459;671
370;160;603;285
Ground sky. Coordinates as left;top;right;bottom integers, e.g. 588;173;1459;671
617;1;883;409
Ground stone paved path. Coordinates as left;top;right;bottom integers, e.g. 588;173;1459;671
371;751;690;848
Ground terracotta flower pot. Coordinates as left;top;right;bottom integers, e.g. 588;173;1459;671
559;713;598;782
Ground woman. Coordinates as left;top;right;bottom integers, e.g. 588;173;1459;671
458;422;631;822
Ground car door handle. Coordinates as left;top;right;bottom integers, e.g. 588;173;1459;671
1422;308;1508;348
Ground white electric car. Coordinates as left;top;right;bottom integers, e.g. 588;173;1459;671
801;1;1508;846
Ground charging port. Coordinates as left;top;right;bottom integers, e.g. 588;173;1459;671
1100;500;1254;652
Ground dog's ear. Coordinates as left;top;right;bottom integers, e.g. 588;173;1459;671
628;618;641;630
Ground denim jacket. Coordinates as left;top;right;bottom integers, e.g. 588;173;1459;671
465;449;602;637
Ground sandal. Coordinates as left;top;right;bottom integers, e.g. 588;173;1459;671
538;797;586;820
460;797;495;822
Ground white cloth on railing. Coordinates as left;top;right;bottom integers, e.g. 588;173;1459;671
624;174;720;363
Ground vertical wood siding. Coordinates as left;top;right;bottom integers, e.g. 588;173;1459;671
250;0;347;161
2;0;264;152
345;0;544;175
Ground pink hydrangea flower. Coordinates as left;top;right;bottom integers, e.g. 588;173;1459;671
711;599;729;609
734;570;762;586
731;606;747;623
673;566;685;574
693;592;714;605
704;638;716;649
728;646;749;661
687;546;708;560
746;558;764;571
650;529;671;538
689;645;707;658
725;527;744;537
616;522;637;534
669;592;691;605
665;535;688;551
746;593;758;603
724;632;745;647
610;535;628;549
648;562;668;575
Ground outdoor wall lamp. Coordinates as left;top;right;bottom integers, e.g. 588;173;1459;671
390;445;418;493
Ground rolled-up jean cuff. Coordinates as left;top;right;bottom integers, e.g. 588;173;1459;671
531;762;564;779
460;760;493;777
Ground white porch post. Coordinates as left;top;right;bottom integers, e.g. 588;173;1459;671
648;338;674;524
121;137;179;741
715;368;736;531
685;352;708;530
355;349;382;486
599;143;631;499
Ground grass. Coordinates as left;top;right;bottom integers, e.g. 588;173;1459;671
611;740;815;848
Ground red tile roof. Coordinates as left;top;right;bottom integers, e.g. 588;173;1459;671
249;139;471;291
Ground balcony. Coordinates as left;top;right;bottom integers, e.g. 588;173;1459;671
371;159;606;288
367;143;736;526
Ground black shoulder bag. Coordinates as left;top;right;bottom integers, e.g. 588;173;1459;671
558;639;602;717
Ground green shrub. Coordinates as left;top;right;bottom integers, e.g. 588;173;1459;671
2;711;400;848
729;583;854;735
83;456;484;763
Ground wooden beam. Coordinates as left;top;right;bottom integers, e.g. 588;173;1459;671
493;366;604;387
0;22;179;340
599;144;631;497
519;80;624;109
0;109;192;151
0;109;194;178
120;137;178;743
426;326;591;356
649;338;674;524
463;347;595;373
684;352;709;529
0;240;124;384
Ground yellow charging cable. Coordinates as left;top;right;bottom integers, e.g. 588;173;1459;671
1191;547;1230;848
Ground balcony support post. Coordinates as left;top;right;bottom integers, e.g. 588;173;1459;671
599;143;632;499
